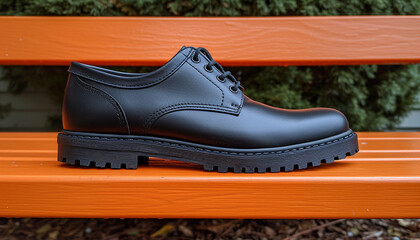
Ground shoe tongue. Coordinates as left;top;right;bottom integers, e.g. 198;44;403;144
180;45;197;50
174;45;196;57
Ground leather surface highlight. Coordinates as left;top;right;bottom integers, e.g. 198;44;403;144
62;46;350;148
150;97;349;148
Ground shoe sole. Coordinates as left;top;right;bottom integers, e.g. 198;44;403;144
57;129;358;173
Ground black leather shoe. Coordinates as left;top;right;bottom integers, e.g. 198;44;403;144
57;46;359;173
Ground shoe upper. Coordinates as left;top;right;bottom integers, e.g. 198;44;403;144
62;46;349;148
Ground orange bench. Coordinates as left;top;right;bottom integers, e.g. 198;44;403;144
1;16;420;218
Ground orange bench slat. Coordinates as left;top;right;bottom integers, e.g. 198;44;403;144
0;132;419;218
1;16;420;66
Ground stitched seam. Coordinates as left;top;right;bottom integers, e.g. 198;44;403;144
69;49;193;88
186;51;244;111
144;57;241;133
185;60;225;106
144;103;239;132
76;77;127;131
62;132;354;155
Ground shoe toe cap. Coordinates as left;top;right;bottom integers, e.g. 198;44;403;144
275;107;350;146
307;108;350;139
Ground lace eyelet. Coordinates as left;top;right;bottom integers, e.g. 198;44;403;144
191;55;200;63
204;64;213;72
216;75;226;82
229;86;239;93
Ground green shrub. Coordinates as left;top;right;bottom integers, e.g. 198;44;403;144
1;0;420;131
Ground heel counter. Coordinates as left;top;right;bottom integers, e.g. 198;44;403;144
62;73;129;134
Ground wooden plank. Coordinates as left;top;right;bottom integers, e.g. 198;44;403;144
0;132;419;218
0;16;419;66
357;132;420;139
0;159;419;218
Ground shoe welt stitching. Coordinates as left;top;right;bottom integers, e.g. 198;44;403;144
61;132;354;156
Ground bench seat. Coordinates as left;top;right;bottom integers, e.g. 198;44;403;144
0;132;419;218
1;16;419;219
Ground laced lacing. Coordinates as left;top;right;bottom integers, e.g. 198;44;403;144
192;47;243;93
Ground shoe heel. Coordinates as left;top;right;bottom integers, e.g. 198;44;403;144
58;144;147;169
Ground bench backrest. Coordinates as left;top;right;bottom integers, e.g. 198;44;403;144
1;16;419;66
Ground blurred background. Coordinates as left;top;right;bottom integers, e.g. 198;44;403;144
0;0;420;132
1;0;420;239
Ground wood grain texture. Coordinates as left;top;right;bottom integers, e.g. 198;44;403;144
0;132;419;218
1;16;420;66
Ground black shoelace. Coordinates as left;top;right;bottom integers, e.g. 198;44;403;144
192;47;243;92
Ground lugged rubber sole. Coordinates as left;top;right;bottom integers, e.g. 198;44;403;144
57;129;359;173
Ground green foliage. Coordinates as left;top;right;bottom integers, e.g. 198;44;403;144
241;65;420;130
1;0;420;130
